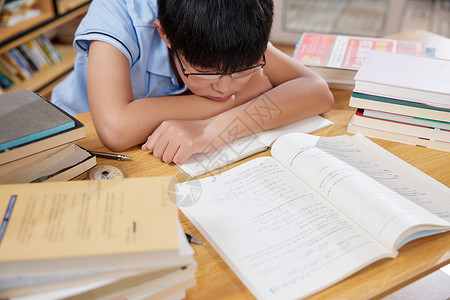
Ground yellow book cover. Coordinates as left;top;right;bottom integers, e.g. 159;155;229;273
0;177;179;276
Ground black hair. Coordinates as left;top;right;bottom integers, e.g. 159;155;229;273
157;0;273;73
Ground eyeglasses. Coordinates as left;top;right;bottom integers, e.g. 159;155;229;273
174;50;266;81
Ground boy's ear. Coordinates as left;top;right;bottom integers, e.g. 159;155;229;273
155;19;171;48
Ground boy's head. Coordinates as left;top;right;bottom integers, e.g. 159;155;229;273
157;0;274;73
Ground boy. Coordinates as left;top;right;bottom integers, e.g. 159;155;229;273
51;0;334;164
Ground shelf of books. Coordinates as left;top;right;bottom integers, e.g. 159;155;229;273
1;43;77;95
0;0;91;95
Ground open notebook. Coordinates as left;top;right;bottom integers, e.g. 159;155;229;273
177;133;450;299
175;115;334;177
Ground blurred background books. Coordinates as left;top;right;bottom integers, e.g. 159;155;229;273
0;35;61;91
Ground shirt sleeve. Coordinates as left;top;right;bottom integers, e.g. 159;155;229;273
73;0;157;66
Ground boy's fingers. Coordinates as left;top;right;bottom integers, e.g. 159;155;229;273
173;148;192;165
152;138;169;159
143;129;162;151
162;143;180;163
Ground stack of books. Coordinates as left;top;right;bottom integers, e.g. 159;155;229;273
0;88;96;183
0;34;61;90
0;177;197;299
347;51;450;151
292;32;426;90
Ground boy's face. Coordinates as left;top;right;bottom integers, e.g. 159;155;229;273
154;19;263;101
173;51;262;102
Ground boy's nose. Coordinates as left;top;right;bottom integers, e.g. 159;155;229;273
212;75;233;93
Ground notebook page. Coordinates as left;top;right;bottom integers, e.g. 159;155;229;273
178;157;391;300
271;133;450;249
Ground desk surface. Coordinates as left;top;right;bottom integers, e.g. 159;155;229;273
75;30;450;300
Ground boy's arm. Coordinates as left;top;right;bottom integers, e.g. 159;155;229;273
87;41;261;151
144;46;334;163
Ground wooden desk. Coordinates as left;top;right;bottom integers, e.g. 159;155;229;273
75;30;450;300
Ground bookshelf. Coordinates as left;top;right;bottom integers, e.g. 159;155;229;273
0;0;91;98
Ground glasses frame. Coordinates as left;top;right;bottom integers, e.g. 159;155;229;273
173;50;266;80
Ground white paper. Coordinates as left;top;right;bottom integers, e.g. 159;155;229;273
176;115;333;177
178;157;390;299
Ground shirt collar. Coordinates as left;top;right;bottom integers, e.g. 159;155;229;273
146;33;182;87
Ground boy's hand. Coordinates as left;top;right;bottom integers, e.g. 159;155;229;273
142;118;222;164
142;70;273;165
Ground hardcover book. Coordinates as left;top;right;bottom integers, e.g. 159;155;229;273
0;89;85;165
0;88;75;151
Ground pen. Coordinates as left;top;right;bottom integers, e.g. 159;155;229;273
185;233;203;245
90;151;131;161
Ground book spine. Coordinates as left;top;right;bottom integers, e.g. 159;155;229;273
37;35;61;64
0;60;20;84
25;40;50;70
362;109;450;131
347;120;450;152
0;55;20;79
30;39;53;67
350;92;450;113
353;109;450;141
6;49;33;79
17;44;41;72
0;70;14;88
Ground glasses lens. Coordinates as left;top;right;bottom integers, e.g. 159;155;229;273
231;67;261;79
193;74;221;81
183;56;265;82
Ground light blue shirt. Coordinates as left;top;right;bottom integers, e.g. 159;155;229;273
51;0;187;115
